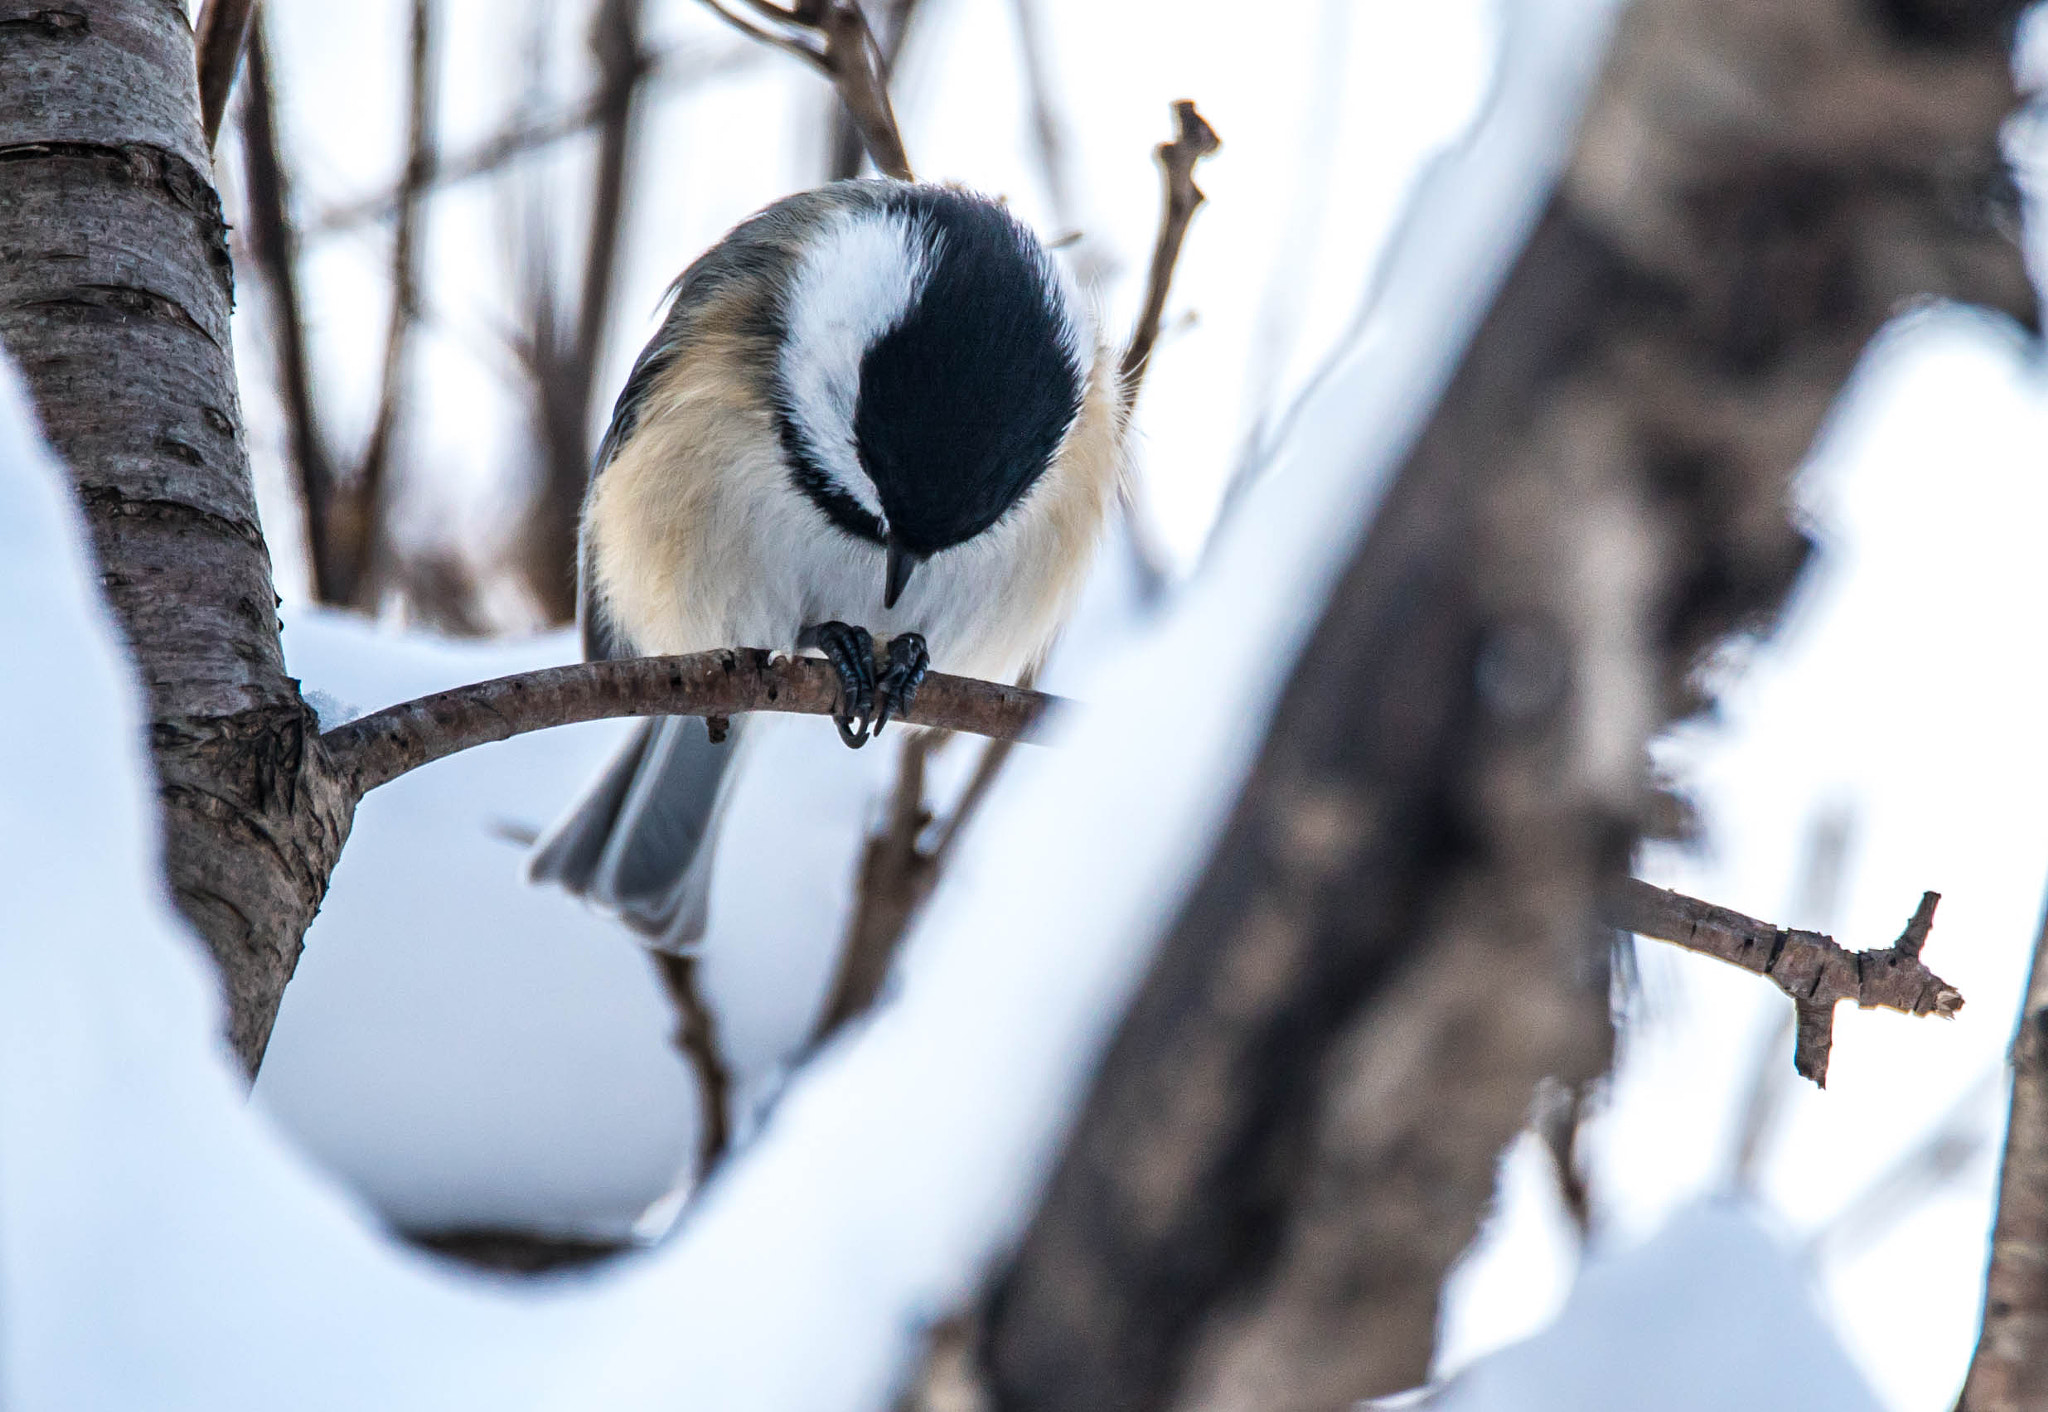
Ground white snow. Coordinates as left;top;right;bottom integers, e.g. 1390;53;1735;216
5;0;2042;1409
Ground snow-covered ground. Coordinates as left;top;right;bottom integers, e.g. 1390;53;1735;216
2;0;2044;1408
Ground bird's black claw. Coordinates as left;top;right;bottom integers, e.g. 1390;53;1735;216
807;621;876;747
871;632;930;737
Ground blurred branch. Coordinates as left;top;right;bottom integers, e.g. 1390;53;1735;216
815;733;939;1043
1809;1068;1998;1267
1534;1079;1596;1242
652;952;733;1177
194;0;257;150
699;0;914;180
513;0;652;623
306;41;760;238
238;17;350;604
348;0;439;612
1604;880;1961;1088
824;0;922;181
1117;100;1219;416
1961;893;2048;1409
319;651;1061;802
238;7;441;612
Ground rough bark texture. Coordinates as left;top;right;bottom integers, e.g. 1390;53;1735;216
1606;879;1961;1085
976;2;2036;1410
0;0;348;1073
1961;901;2048;1410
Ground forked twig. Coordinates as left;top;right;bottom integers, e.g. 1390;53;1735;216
698;0;913;179
1605;878;1962;1087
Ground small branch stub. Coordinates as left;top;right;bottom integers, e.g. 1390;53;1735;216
1605;879;1961;1087
1118;99;1220;412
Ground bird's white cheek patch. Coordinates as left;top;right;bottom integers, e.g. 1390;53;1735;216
778;207;932;522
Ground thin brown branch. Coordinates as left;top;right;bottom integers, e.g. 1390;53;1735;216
930;735;1016;867
1960;891;2048;1409
194;0;257;151
1117;100;1219;416
824;0;922;181
700;0;913;180
1603;878;1962;1087
348;0;438;611
238;19;348;604
815;733;938;1043
573;0;646;379
319;650;1061;801
651;952;733;1176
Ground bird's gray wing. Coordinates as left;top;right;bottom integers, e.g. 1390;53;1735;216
527;712;745;952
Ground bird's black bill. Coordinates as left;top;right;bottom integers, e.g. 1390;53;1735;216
883;539;922;610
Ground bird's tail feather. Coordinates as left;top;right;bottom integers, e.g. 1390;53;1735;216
528;714;744;953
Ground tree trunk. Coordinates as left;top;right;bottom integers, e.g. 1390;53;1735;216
1960;899;2048;1410
979;1;2036;1409
0;1;345;1073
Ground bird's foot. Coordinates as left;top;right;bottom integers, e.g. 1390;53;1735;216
872;633;930;737
803;621;876;747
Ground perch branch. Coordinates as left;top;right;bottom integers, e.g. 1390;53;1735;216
1603;878;1962;1087
194;0;257;150
320;650;1061;800
698;0;913;179
1117;100;1219;414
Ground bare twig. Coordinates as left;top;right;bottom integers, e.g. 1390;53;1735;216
319;650;1061;801
699;0;913;179
815;733;939;1043
651;952;733;1177
1961;892;2048;1409
1603;878;1962;1087
1117;100;1219;415
194;0;257;151
824;0;922;181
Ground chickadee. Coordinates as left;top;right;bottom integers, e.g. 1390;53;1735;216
530;180;1122;950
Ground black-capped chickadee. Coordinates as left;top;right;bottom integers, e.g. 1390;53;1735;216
530;179;1121;950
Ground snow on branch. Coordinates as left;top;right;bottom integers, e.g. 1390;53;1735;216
320;649;1061;800
1604;878;1963;1087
